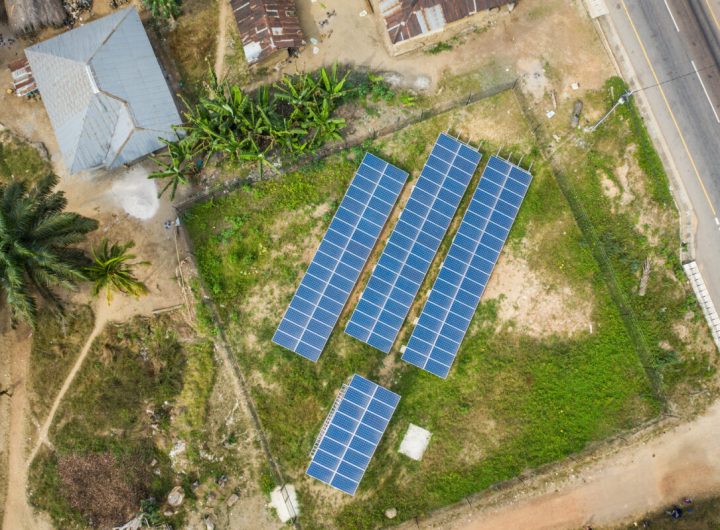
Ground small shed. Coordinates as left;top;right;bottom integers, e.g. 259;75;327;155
379;0;514;44
230;0;305;65
8;57;37;97
24;7;182;174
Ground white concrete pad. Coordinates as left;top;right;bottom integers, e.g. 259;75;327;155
585;0;609;19
269;485;299;523
399;424;432;461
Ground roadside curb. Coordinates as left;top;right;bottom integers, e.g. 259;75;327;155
590;7;697;264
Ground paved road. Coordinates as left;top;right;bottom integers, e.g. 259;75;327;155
602;0;720;320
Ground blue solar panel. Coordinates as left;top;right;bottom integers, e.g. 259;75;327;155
402;156;533;378
345;133;482;353
273;154;408;361
307;374;400;495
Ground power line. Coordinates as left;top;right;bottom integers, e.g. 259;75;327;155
631;61;718;94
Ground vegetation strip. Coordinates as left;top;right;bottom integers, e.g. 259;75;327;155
173;79;517;213
177;229;301;527
512;84;666;404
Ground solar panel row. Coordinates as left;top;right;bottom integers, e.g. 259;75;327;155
402;156;533;378
273;154;408;361
306;374;400;495
345;133;482;353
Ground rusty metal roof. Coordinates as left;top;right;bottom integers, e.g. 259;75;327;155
231;0;305;65
9;57;37;97
379;0;513;43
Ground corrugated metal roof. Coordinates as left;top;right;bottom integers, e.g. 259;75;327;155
380;0;514;43
8;58;37;97
230;0;305;65
25;7;182;174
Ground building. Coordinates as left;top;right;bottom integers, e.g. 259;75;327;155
231;0;305;65
378;0;514;44
8;58;37;97
24;7;182;174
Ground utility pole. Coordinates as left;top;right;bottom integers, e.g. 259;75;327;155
587;90;633;133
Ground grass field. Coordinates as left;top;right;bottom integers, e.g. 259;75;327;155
180;82;718;528
165;0;219;102
27;305;94;421
0;129;51;184
27;313;219;529
528;78;716;403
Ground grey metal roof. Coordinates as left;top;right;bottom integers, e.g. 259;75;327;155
25;8;182;174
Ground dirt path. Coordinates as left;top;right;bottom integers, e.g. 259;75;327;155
421;402;720;530
1;329;52;530
214;0;229;78
25;312;107;469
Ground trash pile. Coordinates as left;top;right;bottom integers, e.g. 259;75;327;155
63;0;92;26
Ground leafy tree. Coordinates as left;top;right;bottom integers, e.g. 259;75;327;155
0;174;97;326
143;0;181;21
85;240;149;303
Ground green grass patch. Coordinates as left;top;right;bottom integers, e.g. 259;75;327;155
28;304;95;421
28;313;212;529
426;41;453;54
176;340;217;436
0;130;51;183
606;77;674;206
184;91;667;527
536;77;716;399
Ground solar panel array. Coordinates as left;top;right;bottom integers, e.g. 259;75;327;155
307;374;400;495
273;154;408;361
345;134;482;353
402;156;533;378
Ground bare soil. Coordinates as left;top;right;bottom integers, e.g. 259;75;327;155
280;0;613;99
485;251;594;339
415;400;720;530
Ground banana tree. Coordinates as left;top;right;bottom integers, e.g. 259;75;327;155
149;136;197;199
318;64;351;102
306;98;346;149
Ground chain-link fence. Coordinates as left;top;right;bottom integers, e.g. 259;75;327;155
173;79;518;213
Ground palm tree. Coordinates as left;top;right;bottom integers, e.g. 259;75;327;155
85;240;149;303
0;174;98;327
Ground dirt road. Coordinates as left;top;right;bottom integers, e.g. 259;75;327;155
1;329;52;530
422;402;720;530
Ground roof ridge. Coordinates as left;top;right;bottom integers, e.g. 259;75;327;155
88;7;133;65
67;93;100;172
104;122;138;169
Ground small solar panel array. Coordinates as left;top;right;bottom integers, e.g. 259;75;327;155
402;156;533;378
271;140;534;496
272;154;408;361
345;134;483;353
307;374;400;495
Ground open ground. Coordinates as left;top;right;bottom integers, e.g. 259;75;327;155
0;0;718;528
183;7;718;522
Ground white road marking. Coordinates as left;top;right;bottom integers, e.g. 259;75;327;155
663;0;680;32
715;217;720;226
692;60;720;124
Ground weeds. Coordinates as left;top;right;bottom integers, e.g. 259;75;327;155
426;41;453;54
183;93;666;527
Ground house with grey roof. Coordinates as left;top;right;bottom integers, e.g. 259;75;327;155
25;7;182;174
